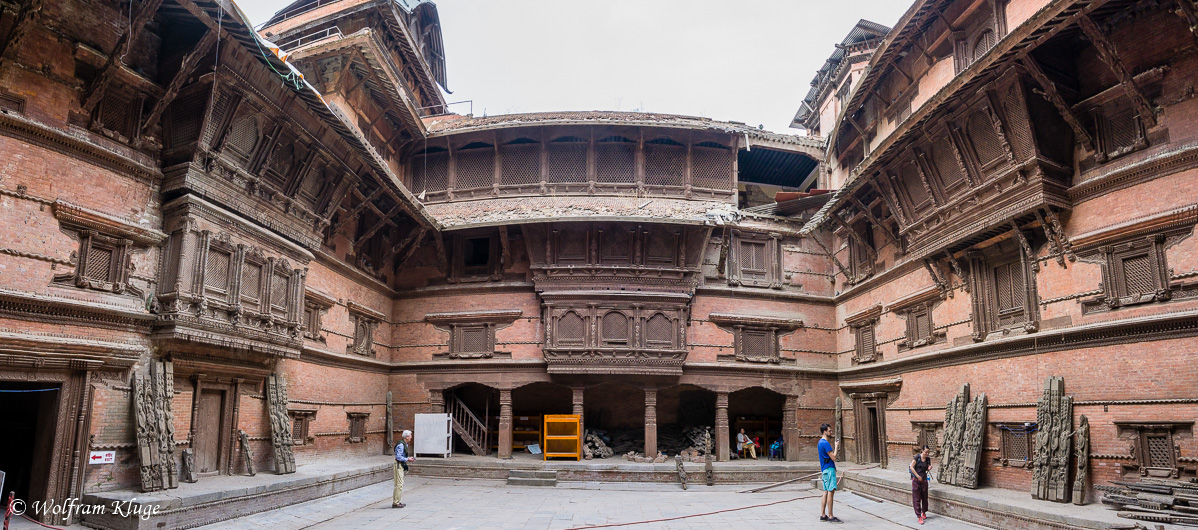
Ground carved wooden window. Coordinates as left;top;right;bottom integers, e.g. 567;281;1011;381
555;311;586;346
1117;422;1190;477
500;138;541;187
164;89;206;149
596;136;636;184
730;232;780;288
972;30;995;63
968;238;1039;337
644;313;675;349
547;137;588;183
74;230;132;293
289;410;315;446
240;260;263;311
348;313;377;357
645;138;685;187
601;311;630;346
954;2;1006;73
898;161;931;212
205;247;233;296
913;422;942;455
645;228;679;266
1092;97;1147;160
737;328;779;363
992;260;1028;327
226;116;260;161
303;295;332;343
904;303;935;348
347;412;369;443
453;141;495;191
449;324;495;358
95;92;141;141
853;321;877;364
270;272;290;319
1143;431;1175;469
1093;236;1171;309
691;142;733;190
410;147;448;193
997;423;1034;467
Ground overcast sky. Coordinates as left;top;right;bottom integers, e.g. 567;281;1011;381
240;1;911;134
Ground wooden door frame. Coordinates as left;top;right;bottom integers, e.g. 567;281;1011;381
190;379;236;475
850;392;889;467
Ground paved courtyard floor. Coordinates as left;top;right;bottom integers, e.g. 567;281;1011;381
197;477;990;530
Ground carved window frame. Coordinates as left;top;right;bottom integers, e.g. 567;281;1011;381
847;221;876;282
728;230;782;289
599;310;632;347
1104;235;1170;307
1090;96;1147;161
239;252;266;315
899;302;943;350
853;321;877;364
73;230;132;294
451;231;501;282
93;90;144;143
967;239;1039;340
1115;421;1191;478
426;310;521;359
450;324;495;358
303;290;335;344
953;0;1008;74
289;410;316;446
734;326;780;364
993;422;1035;468
347;412;369;443
912;421;942;457
203;240;236;303
347;303;381;358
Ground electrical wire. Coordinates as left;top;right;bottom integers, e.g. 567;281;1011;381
0;388;58;392
565;493;823;529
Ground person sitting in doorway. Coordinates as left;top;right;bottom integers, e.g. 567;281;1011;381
737;428;757;459
769;435;784;460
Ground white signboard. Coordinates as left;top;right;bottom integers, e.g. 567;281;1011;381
88;451;116;464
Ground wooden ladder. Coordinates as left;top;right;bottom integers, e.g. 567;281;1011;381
445;393;489;456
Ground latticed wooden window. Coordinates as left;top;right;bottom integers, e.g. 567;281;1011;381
739;240;768;282
854;323;876;363
972;29;995;63
1145;433;1175;469
556;312;586;346
916;425;940;453
97;93;138;140
930;139;966;190
644;138;685;187
205;249;232;292
967;110;1004;167
411;149;448;193
742;329;772;359
601;312;629;345
241;262;262;306
645;313;674;349
456;325;490;354
165;89;206;148
905;305;934;347
596;137;635;184
226;116;259;159
547;137;588;183
645;229;677;265
291;412;314;445
1095;98;1145;159
691;142;732;190
1000;427;1032;465
500;140;541;187
347;413;368;443
600;227;633;263
270;273;289;317
992;260;1028;327
85;246;114;283
899;161;930;209
454;143;495;191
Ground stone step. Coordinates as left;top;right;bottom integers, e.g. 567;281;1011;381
506;476;557;487
508;469;557;480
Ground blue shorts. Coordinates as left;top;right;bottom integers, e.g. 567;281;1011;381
821;468;838;491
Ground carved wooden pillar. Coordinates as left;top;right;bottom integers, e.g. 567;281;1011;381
428;389;445;414
716;392;730;462
783;395;800;461
498;389;513;459
572;386;584;428
385;391;394;455
644;388;658;457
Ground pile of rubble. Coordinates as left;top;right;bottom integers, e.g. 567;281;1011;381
1100;477;1198;527
582;431;614;460
624;451;667;463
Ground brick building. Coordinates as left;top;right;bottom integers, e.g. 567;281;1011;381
0;0;1193;526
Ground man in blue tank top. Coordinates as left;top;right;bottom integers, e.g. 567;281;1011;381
818;423;842;523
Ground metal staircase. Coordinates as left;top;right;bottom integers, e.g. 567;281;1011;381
446;393;490;456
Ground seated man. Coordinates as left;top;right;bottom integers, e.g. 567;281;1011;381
737;428;757;459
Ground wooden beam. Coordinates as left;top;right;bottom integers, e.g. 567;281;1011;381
0;0;45;72
944;250;969;293
433;231;447;272
1034;209;1067;268
923;259;949;298
1019;57;1096;153
386;225;425;263
1077;15;1157;127
394;228;428;270
141;28;218;137
81;0;166;114
1176;0;1198;45
809;232;852;280
354;204;403;252
499;225;511;270
848;195;900;250
830;212;877;263
335;188;383;235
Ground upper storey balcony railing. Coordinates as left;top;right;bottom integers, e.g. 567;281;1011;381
408;124;740;204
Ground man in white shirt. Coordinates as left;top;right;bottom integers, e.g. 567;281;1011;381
737;428;757;459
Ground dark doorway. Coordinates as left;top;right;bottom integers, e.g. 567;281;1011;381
444;383;498;455
0;383;60;505
728;387;785;458
193;388;226;474
863;404;881;463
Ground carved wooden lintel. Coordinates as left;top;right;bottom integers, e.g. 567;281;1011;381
923;259;950;298
1077;15;1158;127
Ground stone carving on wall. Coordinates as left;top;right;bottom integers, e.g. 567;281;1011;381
132;360;178;492
1032;376;1073;503
386;391;394;455
266;374;297;474
1073;415;1089;506
937;384;987;488
834;396;843;461
239;429;256;476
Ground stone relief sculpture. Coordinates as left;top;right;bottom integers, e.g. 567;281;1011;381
959;392;988;489
266;374;297;474
386;391;394;455
180;448;198;483
132;360;178;492
1032;376;1073;502
938;384;986;488
937;384;968;484
1073;415;1090;505
239;429;257;476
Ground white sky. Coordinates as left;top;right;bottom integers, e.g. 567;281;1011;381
240;1;911;134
